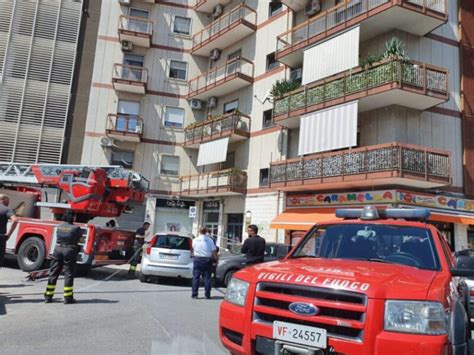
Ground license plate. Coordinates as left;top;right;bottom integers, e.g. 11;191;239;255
160;253;178;260
273;321;327;349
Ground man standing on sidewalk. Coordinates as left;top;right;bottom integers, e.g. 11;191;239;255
191;227;217;299
0;194;18;267
241;224;266;266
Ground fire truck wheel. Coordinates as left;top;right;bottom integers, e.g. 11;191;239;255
17;237;46;272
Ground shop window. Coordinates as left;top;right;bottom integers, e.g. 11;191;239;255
173;16;191;35
260;168;269;187
263;109;274;128
160;155;180;176
169;60;187;80
269;2;283;17
266;52;279;71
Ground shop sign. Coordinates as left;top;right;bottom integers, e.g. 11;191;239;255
397;191;474;213
203;200;220;210
156;198;194;209
286;190;396;207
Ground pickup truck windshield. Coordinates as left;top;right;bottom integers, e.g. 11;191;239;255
291;224;440;270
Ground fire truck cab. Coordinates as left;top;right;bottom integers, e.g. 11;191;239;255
219;207;474;355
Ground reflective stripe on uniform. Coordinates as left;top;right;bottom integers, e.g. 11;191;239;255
64;286;73;291
64;291;73;297
47;285;55;290
45;291;55;296
129;266;136;271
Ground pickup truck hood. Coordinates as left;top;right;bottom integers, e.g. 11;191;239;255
238;258;437;300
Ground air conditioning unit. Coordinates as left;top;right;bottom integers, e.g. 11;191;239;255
207;96;218;109
210;48;221;61
290;68;302;82
121;40;133;52
118;0;131;5
305;0;321;17
100;137;118;148
211;4;224;20
190;99;202;110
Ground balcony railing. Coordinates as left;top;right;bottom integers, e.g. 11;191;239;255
270;143;451;188
273;59;448;119
276;0;447;62
184;112;251;146
113;64;148;85
180;169;247;196
192;4;257;52
188;58;254;98
118;15;153;36
106;114;144;141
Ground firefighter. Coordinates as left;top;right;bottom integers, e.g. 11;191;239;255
44;210;83;304
128;222;150;276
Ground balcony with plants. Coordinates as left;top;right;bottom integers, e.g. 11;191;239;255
106;114;144;143
191;4;257;56
112;64;148;95
272;38;449;128
184;111;251;148
188;58;254;100
118;15;153;48
179;168;247;197
277;0;448;67
270;142;451;191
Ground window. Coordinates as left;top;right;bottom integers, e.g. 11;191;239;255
223;100;239;114
269;2;283;17
262;109;274;128
221;152;235;170
161;155;180;176
173;16;191;35
128;8;150;33
123;53;144;67
228;49;242;61
259;168;269;187
164;107;185;128
111;151;134;169
169;60;187;80
266;52;279;71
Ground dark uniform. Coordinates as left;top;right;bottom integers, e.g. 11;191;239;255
128;226;146;274
44;221;82;304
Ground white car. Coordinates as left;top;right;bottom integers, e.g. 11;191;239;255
139;233;193;283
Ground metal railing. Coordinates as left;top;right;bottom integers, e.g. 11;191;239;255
270;143;451;185
107;114;144;135
276;0;446;57
273;59;448;117
113;64;148;83
184;112;251;143
118;15;153;35
192;4;256;50
188;58;254;96
180;169;247;194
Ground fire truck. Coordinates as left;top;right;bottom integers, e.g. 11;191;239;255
220;207;474;355
0;162;149;272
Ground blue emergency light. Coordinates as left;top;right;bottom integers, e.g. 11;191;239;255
336;206;431;221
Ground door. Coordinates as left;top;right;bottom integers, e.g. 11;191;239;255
117;100;140;132
204;212;219;242
122;54;144;81
227;50;241;75
226;214;243;245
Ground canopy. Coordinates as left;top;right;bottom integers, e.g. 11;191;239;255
270;208;339;231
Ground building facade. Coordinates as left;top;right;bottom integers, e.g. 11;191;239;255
81;0;474;250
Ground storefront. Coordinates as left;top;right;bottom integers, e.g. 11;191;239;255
202;200;220;239
270;189;474;251
154;198;195;236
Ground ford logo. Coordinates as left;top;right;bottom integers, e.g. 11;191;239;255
288;302;319;316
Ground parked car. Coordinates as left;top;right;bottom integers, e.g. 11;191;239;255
139;233;193;283
454;249;474;318
216;243;291;286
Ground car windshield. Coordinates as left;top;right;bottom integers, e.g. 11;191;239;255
154;235;190;250
291;224;440;270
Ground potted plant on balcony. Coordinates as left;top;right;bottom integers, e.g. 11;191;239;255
270;79;301;100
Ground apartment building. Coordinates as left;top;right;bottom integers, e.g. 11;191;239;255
81;0;474;250
0;0;99;164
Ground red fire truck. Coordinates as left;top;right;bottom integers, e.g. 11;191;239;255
1;162;148;272
220;207;474;355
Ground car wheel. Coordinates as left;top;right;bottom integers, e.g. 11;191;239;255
139;272;149;283
224;270;236;287
17;237;46;272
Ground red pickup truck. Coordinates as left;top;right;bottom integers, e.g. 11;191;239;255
219;207;473;355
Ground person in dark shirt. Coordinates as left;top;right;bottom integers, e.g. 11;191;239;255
0;194;18;267
241;224;266;265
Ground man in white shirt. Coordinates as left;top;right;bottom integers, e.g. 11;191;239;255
191;227;217;299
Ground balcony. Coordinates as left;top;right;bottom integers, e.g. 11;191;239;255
188;58;254;100
118;15;153;48
112;64;148;95
106;114;144;143
191;4;257;56
277;0;448;67
270;143;451;191
184;112;251;148
193;0;232;13
179;169;247;197
273;59;449;128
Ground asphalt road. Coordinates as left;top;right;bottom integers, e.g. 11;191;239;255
0;258;227;355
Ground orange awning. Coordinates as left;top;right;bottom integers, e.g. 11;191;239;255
270;208;340;231
430;213;474;225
